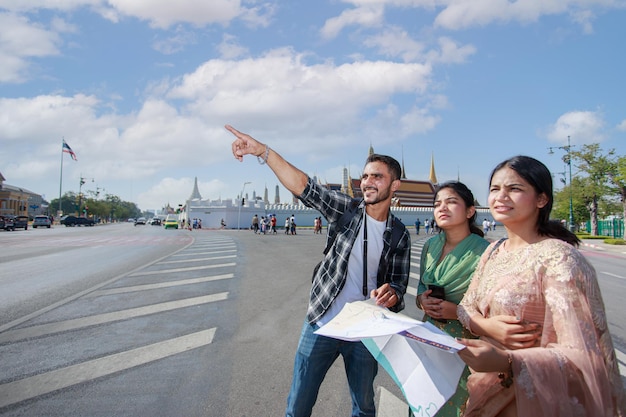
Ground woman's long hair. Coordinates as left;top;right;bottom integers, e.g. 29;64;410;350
489;155;580;246
435;181;484;237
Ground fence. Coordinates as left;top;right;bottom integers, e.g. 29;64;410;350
585;219;624;238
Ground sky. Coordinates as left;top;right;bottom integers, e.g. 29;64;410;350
1;0;625;214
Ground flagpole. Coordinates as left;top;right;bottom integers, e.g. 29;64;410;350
59;137;64;216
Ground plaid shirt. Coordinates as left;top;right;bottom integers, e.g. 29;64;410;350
299;177;411;324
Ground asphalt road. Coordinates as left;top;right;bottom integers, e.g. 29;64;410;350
0;225;410;416
0;224;624;416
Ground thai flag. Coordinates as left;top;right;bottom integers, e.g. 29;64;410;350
63;140;77;161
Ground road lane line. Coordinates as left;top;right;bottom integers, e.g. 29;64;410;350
0;293;228;344
172;249;236;257
129;262;236;276
602;271;625;280
157;255;236;264
183;243;235;249
85;274;234;297
0;328;217;409
0;238;195;334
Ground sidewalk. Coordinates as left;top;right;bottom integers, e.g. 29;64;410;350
580;238;626;256
481;228;626;256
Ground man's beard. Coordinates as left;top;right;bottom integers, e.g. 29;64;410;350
362;186;391;205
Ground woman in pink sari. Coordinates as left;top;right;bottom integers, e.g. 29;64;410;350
457;155;625;416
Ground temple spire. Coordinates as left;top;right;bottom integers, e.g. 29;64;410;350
429;153;438;185
189;176;202;200
401;146;407;179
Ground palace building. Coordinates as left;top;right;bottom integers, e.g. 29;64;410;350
328;145;438;207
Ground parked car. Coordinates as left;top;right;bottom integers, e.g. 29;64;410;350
0;215;15;231
134;217;146;226
33;215;52;228
163;216;179;229
60;215;95;227
6;215;28;230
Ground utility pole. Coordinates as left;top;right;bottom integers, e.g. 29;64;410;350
78;175;94;216
548;135;575;232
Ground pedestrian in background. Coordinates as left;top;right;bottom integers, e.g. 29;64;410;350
457;155;625;416
290;214;297;235
252;214;259;234
226;124;411;417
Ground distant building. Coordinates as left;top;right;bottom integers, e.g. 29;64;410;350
0;171;44;217
172;148;477;229
328;148;438;207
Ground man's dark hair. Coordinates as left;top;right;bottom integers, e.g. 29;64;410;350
365;154;402;181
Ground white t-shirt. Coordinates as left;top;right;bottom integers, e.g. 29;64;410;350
317;212;386;326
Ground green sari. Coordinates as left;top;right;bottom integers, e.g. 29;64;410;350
417;232;489;417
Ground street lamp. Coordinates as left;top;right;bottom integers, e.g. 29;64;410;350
237;181;251;230
548;135;575;232
78;175;94;217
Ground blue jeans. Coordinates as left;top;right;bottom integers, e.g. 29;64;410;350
285;321;378;417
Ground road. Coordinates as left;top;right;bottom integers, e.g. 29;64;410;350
0;224;624;416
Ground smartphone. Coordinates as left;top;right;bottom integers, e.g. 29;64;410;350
428;285;447;323
428;284;446;300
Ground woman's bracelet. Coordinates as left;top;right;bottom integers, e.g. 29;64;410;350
498;352;514;388
257;145;270;165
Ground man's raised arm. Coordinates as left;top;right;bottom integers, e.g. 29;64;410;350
226;125;308;196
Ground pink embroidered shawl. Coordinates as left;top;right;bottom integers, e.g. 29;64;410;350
458;239;625;416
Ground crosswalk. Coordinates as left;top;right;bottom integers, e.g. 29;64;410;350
0;235;237;410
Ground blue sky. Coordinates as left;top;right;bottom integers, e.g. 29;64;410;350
1;0;625;213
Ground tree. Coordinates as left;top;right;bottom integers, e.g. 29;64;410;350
50;192;141;222
49;192;79;216
570;144;617;235
553;180;589;227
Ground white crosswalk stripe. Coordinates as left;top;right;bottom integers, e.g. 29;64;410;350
0;235;237;409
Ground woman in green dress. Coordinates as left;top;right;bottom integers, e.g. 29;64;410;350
416;181;490;417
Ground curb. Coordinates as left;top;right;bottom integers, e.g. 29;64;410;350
581;240;626;256
582;242;604;250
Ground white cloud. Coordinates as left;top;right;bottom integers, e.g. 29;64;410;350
363;26;426;62
152;26;197;54
330;0;605;33
217;34;249;60
616;120;626;131
0;12;63;82
161;49;435;155
321;4;384;39
0;94;102;140
0;0;98;13
0;44;441;209
545;110;606;145
104;0;240;28
428;37;476;64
